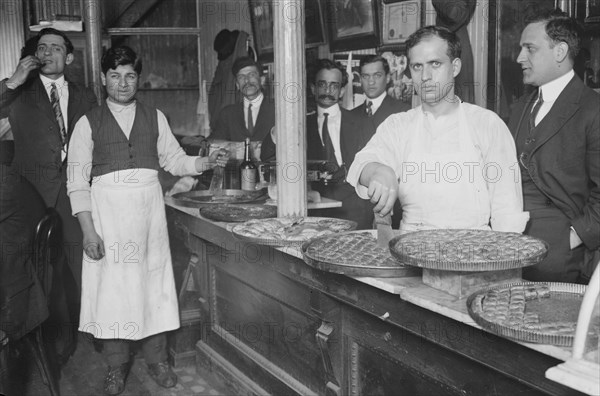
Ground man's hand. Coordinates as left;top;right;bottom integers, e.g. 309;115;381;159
359;163;398;216
83;231;105;260
209;148;230;168
6;56;42;88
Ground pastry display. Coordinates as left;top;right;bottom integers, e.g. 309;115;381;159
467;282;590;346
302;231;420;278
390;229;548;271
231;217;356;246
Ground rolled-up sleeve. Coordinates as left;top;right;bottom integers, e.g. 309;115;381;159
156;110;203;176
484;115;530;232
66;116;93;216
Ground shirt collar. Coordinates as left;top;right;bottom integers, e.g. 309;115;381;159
317;103;340;117
106;98;136;113
40;74;67;90
244;92;264;108
539;70;574;102
366;92;387;108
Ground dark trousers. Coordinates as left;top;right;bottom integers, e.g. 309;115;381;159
103;333;168;367
522;205;584;283
311;182;375;230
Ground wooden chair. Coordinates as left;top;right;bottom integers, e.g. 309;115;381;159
25;207;62;396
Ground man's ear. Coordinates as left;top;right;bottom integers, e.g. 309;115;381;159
65;53;74;66
100;72;106;86
310;83;316;97
554;42;569;63
339;85;346;99
260;75;266;86
452;58;462;78
385;73;392;86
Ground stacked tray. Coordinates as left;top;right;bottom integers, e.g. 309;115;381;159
200;204;277;222
467;281;588;346
231;217;356;247
389;229;548;271
302;230;420;278
171;189;267;207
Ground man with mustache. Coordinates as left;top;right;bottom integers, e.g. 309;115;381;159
210;56;275;162
508;9;600;283
0;28;97;364
306;59;374;229
347;26;528;234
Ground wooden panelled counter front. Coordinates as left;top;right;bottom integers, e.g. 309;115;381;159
165;200;583;396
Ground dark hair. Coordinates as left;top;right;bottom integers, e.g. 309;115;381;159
308;58;349;87
37;28;74;54
101;46;142;74
20;36;39;59
232;56;262;76
525;8;582;61
406;25;461;60
360;54;390;75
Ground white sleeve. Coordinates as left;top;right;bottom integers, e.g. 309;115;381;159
484;115;530;232
346;116;403;199
156;110;203;176
66;116;93;216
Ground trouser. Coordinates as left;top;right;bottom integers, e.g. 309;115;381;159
522;206;584;283
103;333;168;367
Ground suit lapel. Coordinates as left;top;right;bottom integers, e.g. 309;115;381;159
530;76;582;156
29;78;56;125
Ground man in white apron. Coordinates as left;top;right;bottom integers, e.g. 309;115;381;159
347;26;529;233
66;46;228;395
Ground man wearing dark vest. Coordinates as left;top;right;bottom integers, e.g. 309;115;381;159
509;9;600;283
67;46;227;395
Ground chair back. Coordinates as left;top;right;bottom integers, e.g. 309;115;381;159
33;208;63;295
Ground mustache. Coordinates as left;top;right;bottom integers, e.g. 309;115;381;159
318;94;337;101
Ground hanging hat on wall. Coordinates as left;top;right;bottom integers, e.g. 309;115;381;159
213;29;240;61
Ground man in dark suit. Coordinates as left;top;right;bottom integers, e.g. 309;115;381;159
0;28;97;361
210;56;275;162
307;59;373;229
352;55;411;229
509;9;600;283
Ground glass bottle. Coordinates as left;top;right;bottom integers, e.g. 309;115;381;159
240;138;257;190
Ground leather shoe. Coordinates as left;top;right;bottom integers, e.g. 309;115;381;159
103;363;129;395
147;361;177;388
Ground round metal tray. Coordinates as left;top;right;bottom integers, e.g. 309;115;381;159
389;229;548;272
467;281;587;346
302;230;421;278
170;189;267;207
200;204;277;223
231;217;356;247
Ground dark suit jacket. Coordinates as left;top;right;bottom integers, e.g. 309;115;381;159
210;98;276;161
351;94;411;134
307;108;375;229
0;77;96;207
0;164;48;340
508;75;600;250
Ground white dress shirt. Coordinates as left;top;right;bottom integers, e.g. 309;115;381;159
67;99;200;215
244;92;264;130
317;103;343;165
533;69;574;126
40;74;69;131
365;91;387;115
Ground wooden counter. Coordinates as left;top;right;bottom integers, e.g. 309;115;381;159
165;198;583;396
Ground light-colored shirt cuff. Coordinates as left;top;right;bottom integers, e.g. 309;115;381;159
68;190;91;216
346;161;370;199
490;211;530;233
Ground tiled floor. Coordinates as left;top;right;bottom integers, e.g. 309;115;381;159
7;332;233;396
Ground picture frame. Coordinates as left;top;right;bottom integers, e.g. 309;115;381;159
585;0;600;23
381;0;422;45
249;0;275;61
326;0;380;52
305;0;327;48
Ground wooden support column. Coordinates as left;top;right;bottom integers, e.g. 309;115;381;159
273;0;307;217
83;0;103;104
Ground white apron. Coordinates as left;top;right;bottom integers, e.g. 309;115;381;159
398;104;491;233
79;169;180;340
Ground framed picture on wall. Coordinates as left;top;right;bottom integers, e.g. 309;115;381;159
249;0;275;60
326;0;380;52
381;0;422;45
306;0;327;47
378;50;413;106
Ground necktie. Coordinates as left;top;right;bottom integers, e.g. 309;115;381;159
50;83;67;151
528;90;543;132
247;103;254;135
321;112;336;163
366;100;373;117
